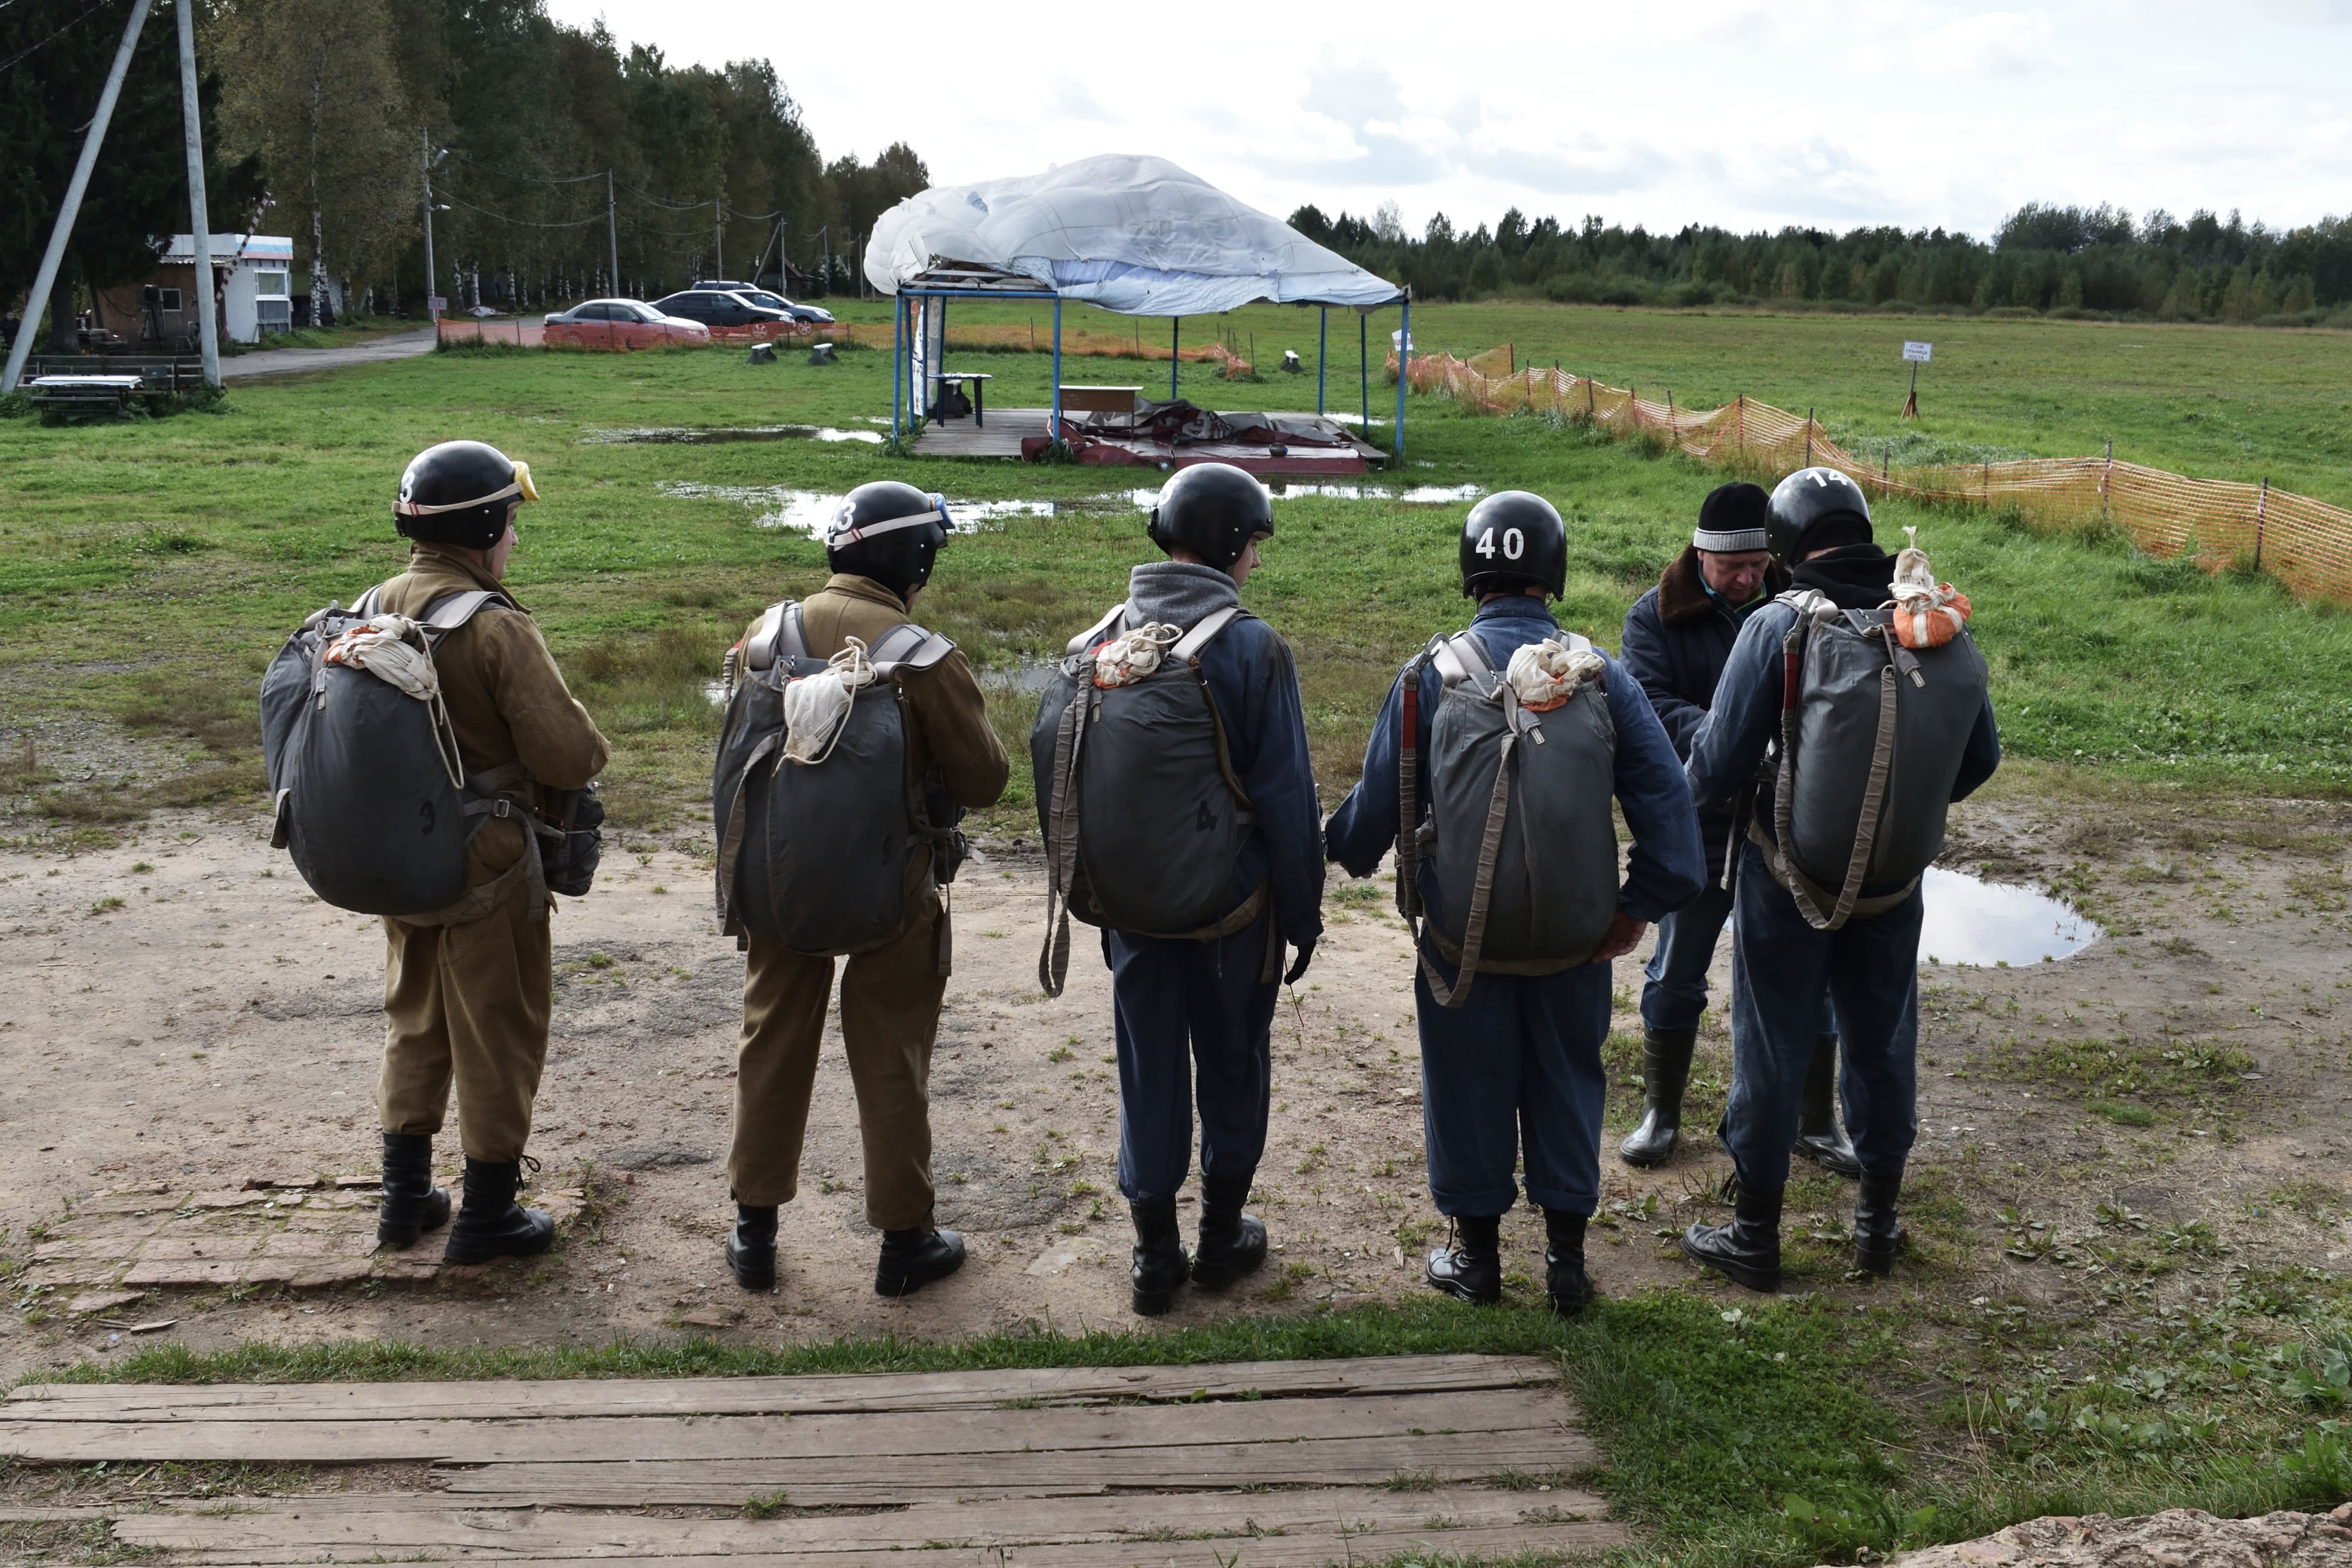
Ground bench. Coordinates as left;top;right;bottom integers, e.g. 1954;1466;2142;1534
28;375;146;414
24;355;209;393
1058;384;1142;430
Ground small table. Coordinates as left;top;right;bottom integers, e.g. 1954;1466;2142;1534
934;372;993;427
1058;385;1142;431
29;374;145;413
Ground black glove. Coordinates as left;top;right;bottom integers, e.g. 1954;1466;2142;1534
1283;937;1317;985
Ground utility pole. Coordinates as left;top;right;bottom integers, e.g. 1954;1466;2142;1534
606;170;619;295
174;0;220;387
421;130;440;322
3;0;157;393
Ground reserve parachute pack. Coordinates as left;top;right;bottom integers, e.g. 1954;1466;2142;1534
1031;603;1265;997
259;585;598;921
1395;628;1620;1008
711;600;961;959
1755;534;1989;930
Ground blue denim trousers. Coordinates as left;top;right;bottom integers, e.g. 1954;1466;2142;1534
1722;842;1920;1189
1639;881;1735;1032
1414;944;1612;1219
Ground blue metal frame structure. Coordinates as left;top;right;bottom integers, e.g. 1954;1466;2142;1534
888;279;1412;462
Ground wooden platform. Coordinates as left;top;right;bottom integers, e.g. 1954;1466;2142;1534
907;409;1390;474
909;408;1043;458
1;1354;1620;1563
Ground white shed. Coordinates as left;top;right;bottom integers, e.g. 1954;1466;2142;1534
159;234;296;343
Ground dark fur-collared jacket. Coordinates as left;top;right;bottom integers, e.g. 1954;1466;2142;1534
1620;545;1791;882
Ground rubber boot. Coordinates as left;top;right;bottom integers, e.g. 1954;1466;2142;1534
726;1204;777;1292
1544;1209;1594;1318
442;1157;554;1266
1793;1034;1862;1177
1680;1180;1783;1293
1191;1176;1268;1290
1619;1028;1696;1167
1129;1197;1189;1316
1854;1171;1907;1277
875;1226;965;1297
375;1132;450;1251
1425;1214;1502;1305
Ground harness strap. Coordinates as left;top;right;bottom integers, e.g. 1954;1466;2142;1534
1418;717;1517;1010
1065;602;1129;658
1171;604;1242;662
1036;685;1093;998
714;730;785;945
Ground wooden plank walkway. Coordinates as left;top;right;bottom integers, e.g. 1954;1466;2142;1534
1;1354;1619;1564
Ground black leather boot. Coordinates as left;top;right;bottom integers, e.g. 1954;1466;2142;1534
376;1131;450;1250
442;1156;554;1266
1129;1198;1189;1316
875;1226;965;1296
1619;1028;1696;1167
1854;1171;1907;1276
1680;1179;1783;1293
1793;1034;1862;1177
1425;1214;1502;1305
1191;1176;1268;1290
1543;1209;1594;1317
727;1204;777;1292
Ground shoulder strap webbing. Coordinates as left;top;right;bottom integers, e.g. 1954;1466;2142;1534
867;621;956;673
1392;643;1441;925
353;584;385;617
417;589;514;646
1171;604;1243;663
743;601;808;673
1065;602;1129;658
1431;630;1495;690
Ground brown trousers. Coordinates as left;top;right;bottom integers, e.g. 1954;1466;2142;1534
377;890;552;1163
729;900;946;1229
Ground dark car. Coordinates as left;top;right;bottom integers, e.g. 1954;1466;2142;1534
691;280;834;326
651;289;795;337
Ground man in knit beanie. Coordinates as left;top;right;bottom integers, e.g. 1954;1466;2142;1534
1617;483;1859;1175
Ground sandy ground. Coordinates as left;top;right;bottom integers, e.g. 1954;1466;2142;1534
3;765;2348;1382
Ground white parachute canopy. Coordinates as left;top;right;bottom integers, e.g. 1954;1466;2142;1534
863;155;1401;317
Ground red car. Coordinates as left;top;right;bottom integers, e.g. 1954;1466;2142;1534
542;299;711;350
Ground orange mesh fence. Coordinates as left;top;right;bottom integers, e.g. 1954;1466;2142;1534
1390;347;2352;604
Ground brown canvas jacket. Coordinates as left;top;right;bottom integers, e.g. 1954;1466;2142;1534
376;543;611;893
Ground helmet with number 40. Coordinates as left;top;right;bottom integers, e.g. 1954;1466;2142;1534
1457;491;1568;599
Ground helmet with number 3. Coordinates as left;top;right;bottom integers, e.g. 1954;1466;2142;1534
1457;491;1568;599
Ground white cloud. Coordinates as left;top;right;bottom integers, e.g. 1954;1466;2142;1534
539;0;2352;238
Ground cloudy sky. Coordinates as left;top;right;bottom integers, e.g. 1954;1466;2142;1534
542;0;2351;240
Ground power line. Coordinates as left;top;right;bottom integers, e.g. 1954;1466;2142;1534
443;194;603;229
0;0;116;76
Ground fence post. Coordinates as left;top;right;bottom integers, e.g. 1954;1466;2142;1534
1736;394;1745;452
1804;406;1813;467
1586;376;1595;419
2100;439;2113;527
2255;477;2269;571
1667;390;1678;446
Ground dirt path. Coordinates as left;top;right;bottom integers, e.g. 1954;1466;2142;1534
2;783;2347;1382
218;329;437;382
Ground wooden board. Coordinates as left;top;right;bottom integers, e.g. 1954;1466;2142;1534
2;1389;1568;1466
4;1354;1555;1422
17;1356;1615;1563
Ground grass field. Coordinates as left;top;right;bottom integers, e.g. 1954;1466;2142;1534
5;302;2352;1563
1;302;2347;836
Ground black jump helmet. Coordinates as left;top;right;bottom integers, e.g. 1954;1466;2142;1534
1765;467;1873;564
1459;491;1568;599
1146;462;1274;571
395;440;537;548
824;480;952;601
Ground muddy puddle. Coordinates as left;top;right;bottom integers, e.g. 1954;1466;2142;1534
584;424;884;445
1919;866;2100;967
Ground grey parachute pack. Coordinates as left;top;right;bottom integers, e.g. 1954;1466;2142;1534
1030;603;1264;998
259;586;600;922
1395;629;1621;1007
1754;591;1990;930
711;600;960;958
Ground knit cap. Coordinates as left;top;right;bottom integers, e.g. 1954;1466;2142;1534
1693;482;1769;553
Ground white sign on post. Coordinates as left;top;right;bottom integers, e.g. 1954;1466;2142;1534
1902;340;1933;362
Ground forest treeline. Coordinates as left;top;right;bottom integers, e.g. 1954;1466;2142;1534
1291;202;2352;325
1;0;921;337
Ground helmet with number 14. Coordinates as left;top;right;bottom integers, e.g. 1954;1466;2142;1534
1457;491;1568;599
